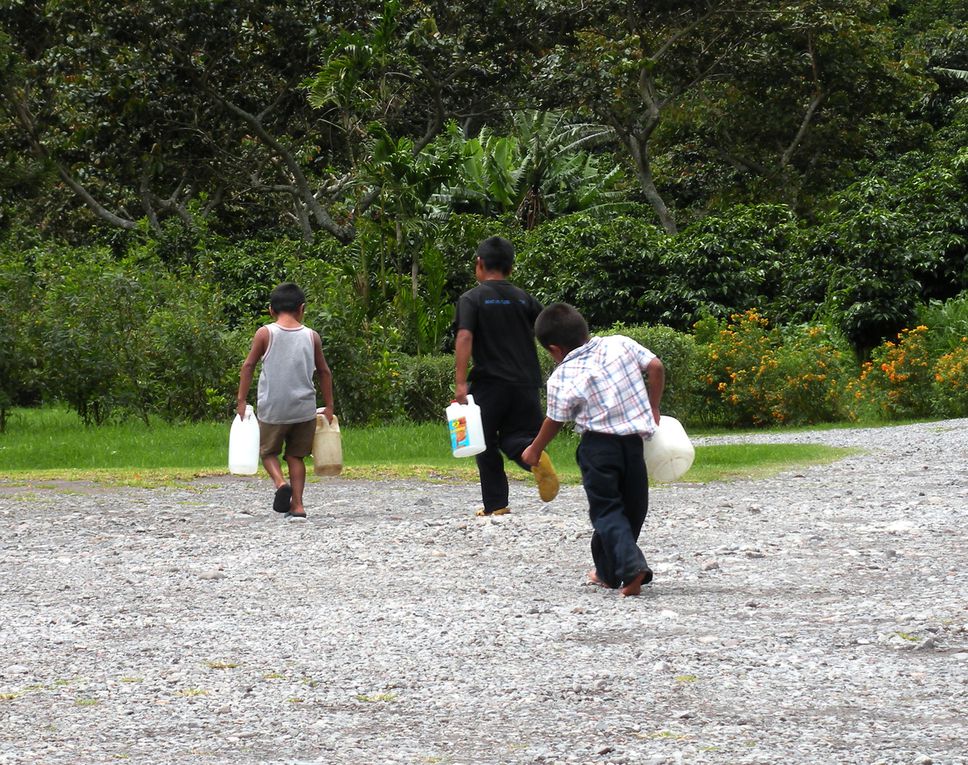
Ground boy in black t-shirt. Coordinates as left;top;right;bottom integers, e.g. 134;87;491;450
454;236;559;516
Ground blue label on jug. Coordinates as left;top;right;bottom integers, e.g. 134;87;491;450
449;417;468;449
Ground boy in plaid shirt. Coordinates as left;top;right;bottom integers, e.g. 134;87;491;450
522;303;665;596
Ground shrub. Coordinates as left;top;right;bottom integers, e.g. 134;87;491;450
916;292;968;358
143;283;246;422
397;354;454;422
0;258;41;430
516;209;670;328
932;340;968;417
36;254;156;425
303;270;405;426
196;236;348;328
695;310;855;427
664;204;804;329
771;323;856;425
847;325;936;420
803;146;968;356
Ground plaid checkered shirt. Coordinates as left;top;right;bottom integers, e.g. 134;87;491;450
545;335;658;437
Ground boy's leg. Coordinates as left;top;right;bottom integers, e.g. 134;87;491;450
618;436;651;596
621;436;650;542
259;421;293;513
262;454;286;487
470;381;512;513
500;386;559;502
285;456;307;515
500;386;543;467
578;433;649;589
589;529;618;588
282;419;315;517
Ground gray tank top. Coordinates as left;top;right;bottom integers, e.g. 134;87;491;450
256;323;317;424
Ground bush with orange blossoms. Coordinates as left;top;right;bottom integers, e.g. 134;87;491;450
931;339;968;417
695;310;854;427
846;326;935;420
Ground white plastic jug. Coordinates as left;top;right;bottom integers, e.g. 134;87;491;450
643;416;695;482
313;413;343;477
229;404;260;475
446;395;486;457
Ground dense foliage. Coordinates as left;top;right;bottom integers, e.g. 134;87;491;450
1;1;967;430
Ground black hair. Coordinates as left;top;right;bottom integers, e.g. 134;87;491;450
475;235;515;275
269;282;306;314
534;302;590;353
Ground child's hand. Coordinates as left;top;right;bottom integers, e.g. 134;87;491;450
520;444;540;467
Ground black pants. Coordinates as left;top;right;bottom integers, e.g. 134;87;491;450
577;431;650;588
469;379;543;512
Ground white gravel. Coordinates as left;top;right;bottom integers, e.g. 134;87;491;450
1;419;967;765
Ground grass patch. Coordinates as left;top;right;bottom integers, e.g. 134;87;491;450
0;406;855;485
679;442;858;483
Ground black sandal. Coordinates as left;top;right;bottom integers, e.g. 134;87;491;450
272;484;292;513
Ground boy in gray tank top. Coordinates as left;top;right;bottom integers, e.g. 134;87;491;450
236;282;335;518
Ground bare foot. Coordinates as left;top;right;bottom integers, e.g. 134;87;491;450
619;569;652;597
587;569;613;588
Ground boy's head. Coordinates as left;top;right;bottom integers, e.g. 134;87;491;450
535;303;590;359
269;282;306;315
475;236;515;276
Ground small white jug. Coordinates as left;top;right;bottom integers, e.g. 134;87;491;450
313;413;343;477
445;395;486;458
643;416;695;482
228;404;260;475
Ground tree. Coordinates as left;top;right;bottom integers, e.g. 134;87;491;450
0;0;542;243
436;112;627;228
2;0;344;239
525;0;945;229
0;257;38;430
530;0;773;233
673;0;932;213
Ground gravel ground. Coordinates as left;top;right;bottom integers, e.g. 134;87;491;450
1;419;967;765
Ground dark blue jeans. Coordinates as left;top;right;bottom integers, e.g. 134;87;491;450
577;431;650;588
469;379;543;513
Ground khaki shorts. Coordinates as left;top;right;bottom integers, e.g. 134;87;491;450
259;418;315;459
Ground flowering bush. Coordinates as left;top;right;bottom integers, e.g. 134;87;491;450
847;326;935;420
695;310;855;427
931;339;968;417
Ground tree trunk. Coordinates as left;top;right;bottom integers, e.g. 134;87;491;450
626;133;677;234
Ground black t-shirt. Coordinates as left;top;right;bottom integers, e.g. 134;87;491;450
457;280;543;386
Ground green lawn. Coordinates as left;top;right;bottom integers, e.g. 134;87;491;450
0;406;856;486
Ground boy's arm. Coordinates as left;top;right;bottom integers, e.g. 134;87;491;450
454;328;473;404
645;357;665;425
313;332;335;423
521;418;564;467
236;327;269;418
